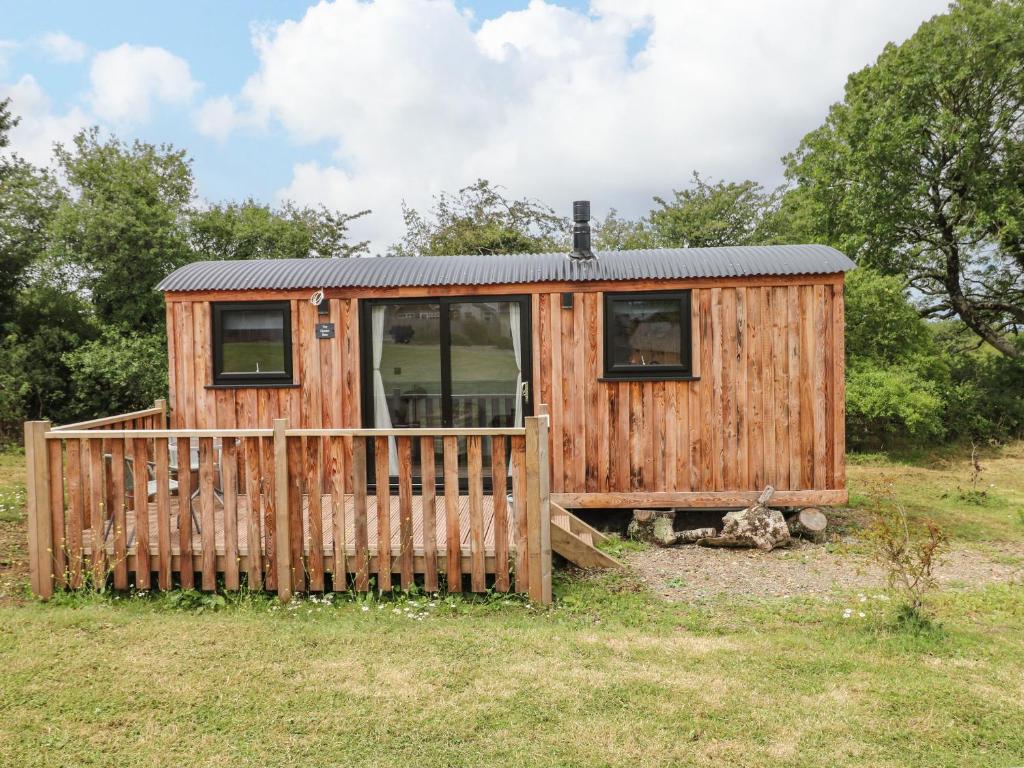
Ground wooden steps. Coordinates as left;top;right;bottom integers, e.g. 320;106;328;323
550;503;623;570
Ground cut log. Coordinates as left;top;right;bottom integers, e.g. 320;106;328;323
787;507;828;542
697;487;790;551
676;527;717;545
627;509;678;547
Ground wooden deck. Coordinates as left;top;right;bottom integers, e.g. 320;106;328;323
82;492;511;560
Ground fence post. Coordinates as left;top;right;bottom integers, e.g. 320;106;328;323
525;415;552;605
273;418;292;602
153;398;167;429
24;421;54;599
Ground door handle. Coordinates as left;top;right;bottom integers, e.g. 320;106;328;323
521;380;530;404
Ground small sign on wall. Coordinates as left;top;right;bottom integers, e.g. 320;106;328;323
315;323;335;339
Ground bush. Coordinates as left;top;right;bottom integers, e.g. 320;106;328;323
62;330;167;422
846;363;946;449
945;342;1024;442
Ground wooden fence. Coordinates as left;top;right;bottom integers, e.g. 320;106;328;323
25;413;552;604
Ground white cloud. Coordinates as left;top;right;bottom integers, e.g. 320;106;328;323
195;95;240;141
88;44;199;123
0;40;16;78
231;0;949;253
38;31;88;63
0;74;90;166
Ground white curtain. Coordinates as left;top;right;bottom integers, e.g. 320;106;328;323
371;305;398;473
509;303;523;428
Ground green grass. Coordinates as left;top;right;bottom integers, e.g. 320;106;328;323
0;448;24;523
846;441;1024;542
0;444;1022;766
1;581;1022;767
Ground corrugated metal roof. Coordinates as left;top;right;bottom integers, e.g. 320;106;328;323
157;244;855;292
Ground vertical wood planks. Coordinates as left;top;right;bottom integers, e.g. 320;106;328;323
109;439;128;590
199;437;216;590
131;437;150;590
66;440;84;589
328;435;347;590
442;435;461;589
273;420;291;601
286;434;304;592
154;437;172;589
24;422;54;598
510;434;528;593
787;286;802;490
584;294;600;491
524;416;551;605
799;286;816;488
734;288;748;490
832;283;847;489
222;438;239;591
351;437;369;590
260;433;277;591
420;436;438;592
572;300;586;487
822;285;835;489
397;436;415;590
47;438;65;590
374;436;392;591
87;438;106;587
616;382;630;492
490;436;510;592
305;435;325;592
747;288;764;490
177;436;194;589
467;435;485;591
760;288;776;489
773;286;791;490
813;284;828;489
243;437;263;588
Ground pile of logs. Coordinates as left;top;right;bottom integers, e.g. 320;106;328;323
628;487;829;552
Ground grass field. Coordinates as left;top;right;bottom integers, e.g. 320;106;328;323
0;443;1022;767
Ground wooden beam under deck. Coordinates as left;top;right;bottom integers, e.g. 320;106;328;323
552;490;849;509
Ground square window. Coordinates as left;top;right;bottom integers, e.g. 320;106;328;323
603;291;692;379
212;302;293;386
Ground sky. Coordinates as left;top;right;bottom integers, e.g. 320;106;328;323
0;0;949;254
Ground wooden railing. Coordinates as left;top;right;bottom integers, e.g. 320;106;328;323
24;415;552;604
50;400;168;432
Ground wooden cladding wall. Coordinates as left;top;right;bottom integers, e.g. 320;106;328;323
533;281;846;494
166;297;361;431
165;275;845;497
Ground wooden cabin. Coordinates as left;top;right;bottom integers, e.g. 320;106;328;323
24;216;854;602
157;239;854;512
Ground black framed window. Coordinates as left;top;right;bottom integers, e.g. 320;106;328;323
603;290;692;380
211;301;293;386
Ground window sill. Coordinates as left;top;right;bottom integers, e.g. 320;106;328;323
598;375;701;383
205;382;300;390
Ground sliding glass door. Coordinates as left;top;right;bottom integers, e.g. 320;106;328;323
362;295;532;480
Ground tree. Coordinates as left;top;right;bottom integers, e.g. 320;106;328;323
49;129;195;332
189;199;370;261
843;268;950;447
648;172;784;248
785;0;1024;357
63;330;168;420
0;97;15;155
592;209;657;250
391;179;568;256
0;102;66;328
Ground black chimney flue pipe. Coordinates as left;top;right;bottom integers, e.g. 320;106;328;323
571;200;594;260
